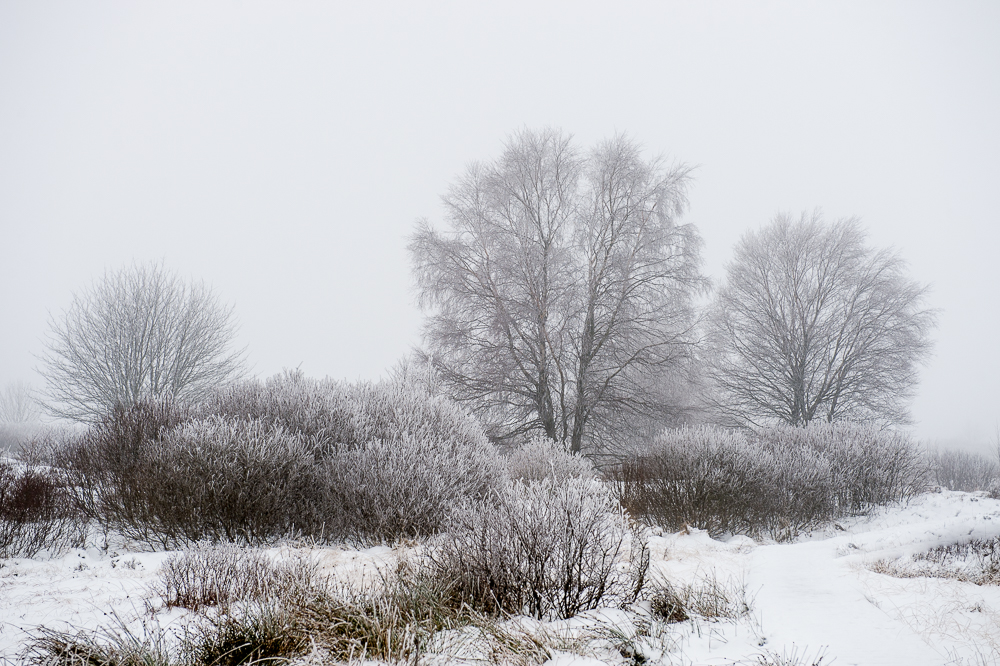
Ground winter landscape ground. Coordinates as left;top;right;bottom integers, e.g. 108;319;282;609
2;486;998;666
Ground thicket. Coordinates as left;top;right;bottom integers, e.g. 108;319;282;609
926;448;999;493
0;460;82;558
611;423;929;540
50;374;505;548
504;435;596;482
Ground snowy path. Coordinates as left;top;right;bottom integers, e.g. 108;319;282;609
750;538;939;665
747;492;1000;665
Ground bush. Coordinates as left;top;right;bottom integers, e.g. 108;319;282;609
757;422;929;513
505;436;596;482
0;461;81;558
432;476;648;620
145;418;323;545
57;407;325;548
199;370;355;453
611;426;836;539
927;448;999;492
53;400;188;536
53;377;504;548
203;375;505;544
612;423;928;540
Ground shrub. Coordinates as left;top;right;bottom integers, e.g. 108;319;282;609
204;375;505;544
143;418;323;545
199;370;355;453
0;461;81;558
611;423;927;540
432;476;648;620
57;409;325;548
505;436;596;482
927;448;999;492
325;380;505;543
53;399;188;535
53;377;504;548
611;426;836;539
757;423;929;513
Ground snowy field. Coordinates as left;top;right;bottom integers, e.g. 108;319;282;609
2;490;999;665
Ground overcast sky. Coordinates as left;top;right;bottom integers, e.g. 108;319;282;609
1;1;997;448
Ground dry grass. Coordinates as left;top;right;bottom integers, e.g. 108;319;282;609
158;544;321;612
870;536;1000;586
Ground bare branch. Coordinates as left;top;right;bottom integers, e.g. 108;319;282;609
38;263;247;423
706;212;935;427
410;129;705;453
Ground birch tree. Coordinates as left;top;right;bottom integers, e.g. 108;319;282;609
410;129;704;453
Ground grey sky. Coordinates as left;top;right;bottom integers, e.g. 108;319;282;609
1;1;997;448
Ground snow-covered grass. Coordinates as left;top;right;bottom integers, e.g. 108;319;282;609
3;489;1000;665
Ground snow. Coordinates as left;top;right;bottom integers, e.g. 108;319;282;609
2;490;1000;665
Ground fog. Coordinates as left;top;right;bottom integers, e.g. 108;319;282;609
1;1;997;449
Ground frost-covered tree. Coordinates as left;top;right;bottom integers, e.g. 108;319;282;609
0;380;39;423
707;212;935;427
410;128;705;453
39;263;246;423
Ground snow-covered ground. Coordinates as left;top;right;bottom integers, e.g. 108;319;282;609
2;490;999;665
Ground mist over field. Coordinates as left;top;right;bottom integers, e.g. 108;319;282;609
1;3;998;444
4;6;1000;662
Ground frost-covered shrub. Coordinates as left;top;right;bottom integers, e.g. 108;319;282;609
54;399;190;522
757;423;929;512
202;371;491;456
200;371;355;452
318;381;504;543
59;413;325;548
139;418;324;546
432;476;648;620
327;433;504;544
78;383;501;546
208;376;504;543
612;423;928;539
55;377;503;547
0;461;81;558
504;436;595;482
611;427;833;538
927;448;999;492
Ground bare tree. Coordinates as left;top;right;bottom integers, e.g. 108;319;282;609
706;212;935;427
410;129;705;453
39;263;247;423
0;380;40;423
